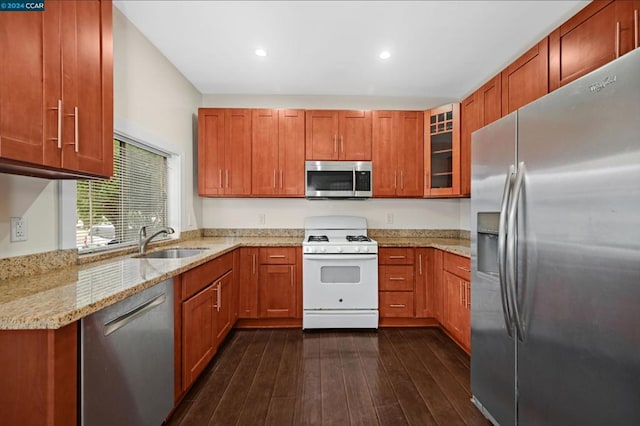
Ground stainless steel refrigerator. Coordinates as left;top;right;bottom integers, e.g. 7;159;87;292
471;48;640;425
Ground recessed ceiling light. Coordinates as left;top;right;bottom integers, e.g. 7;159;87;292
379;51;391;60
255;48;267;57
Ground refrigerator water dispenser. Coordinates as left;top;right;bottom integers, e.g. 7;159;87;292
477;212;499;276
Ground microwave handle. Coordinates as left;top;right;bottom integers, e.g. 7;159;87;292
353;168;356;192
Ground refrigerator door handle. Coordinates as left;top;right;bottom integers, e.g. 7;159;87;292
507;161;527;342
498;164;515;338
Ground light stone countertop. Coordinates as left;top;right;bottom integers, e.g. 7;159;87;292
0;236;469;330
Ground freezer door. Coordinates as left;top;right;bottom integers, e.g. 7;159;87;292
516;49;640;425
471;112;517;426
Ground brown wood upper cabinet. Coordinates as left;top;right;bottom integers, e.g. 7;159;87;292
0;0;113;179
252;109;305;196
424;103;462;197
198;108;252;196
460;74;501;196
502;38;549;115
305;110;372;160
549;0;639;91
372;111;424;197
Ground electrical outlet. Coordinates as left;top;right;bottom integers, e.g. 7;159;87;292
11;217;27;242
258;213;266;225
386;213;394;224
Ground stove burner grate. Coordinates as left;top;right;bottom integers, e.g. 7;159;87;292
308;235;329;242
346;235;372;242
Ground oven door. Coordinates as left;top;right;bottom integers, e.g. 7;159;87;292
303;254;378;309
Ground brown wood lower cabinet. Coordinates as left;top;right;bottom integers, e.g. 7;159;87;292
178;251;237;395
237;246;302;327
380;246;470;353
378;248;416;320
0;323;77;426
182;285;216;388
442;252;471;352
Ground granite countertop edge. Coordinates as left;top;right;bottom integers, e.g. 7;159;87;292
0;236;469;330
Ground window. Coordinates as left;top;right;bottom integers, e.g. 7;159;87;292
77;137;169;253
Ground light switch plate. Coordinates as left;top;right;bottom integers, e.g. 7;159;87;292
11;217;27;242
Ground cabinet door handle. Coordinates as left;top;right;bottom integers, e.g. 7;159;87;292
219;169;223;188
459;281;463;305
466;283;471;309
400;171;404;190
635;9;638;49
388;277;405;281
74;106;79;152
333;135;338;153
616;21;621;59
290;265;294;287
340;135;344;153
48;99;62;148
64;107;79;152
394;170;397;189
216;283;221;312
457;266;471;273
388;255;405;259
389;304;406;308
273;169;277;188
269;254;286;258
418;253;423;275
252;253;256;275
280;170;283;189
225;170;230;188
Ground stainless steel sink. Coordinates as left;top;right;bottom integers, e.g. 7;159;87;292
136;248;208;259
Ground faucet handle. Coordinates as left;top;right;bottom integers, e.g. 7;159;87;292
139;225;147;238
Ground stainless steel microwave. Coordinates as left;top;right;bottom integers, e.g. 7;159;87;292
305;161;372;199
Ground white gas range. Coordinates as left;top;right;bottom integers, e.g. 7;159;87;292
302;216;379;329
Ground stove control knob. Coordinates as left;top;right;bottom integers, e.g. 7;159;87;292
336;247;343;253
362;246;369;253
320;247;326;253
354;247;360;252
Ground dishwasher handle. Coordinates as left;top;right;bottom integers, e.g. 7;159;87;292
104;293;167;336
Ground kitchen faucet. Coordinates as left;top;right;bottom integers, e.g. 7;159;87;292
138;226;175;254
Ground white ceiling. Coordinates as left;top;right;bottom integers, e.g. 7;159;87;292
114;1;588;101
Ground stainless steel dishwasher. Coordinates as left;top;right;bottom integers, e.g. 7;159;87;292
81;279;174;426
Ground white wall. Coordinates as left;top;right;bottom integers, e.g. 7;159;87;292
459;198;471;231
200;94;465;230
202;198;462;229
201;94;455;110
113;7;202;232
0;176;59;257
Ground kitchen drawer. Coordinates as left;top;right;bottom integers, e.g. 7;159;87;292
379;265;414;291
259;247;296;264
444;252;471;281
182;253;233;300
379;292;414;318
379;248;415;265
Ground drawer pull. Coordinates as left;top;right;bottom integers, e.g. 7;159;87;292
269;255;287;258
388;277;405;281
389;304;406;308
457;266;471;273
388;255;406;259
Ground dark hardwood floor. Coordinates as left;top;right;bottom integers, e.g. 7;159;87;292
168;328;489;426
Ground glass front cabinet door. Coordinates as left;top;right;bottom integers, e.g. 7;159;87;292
424;103;461;197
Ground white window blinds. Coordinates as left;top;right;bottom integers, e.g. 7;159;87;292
77;138;169;252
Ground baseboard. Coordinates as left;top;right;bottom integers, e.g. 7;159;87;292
235;318;302;328
378;317;440;327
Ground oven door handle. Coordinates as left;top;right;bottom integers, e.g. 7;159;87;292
303;254;378;261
